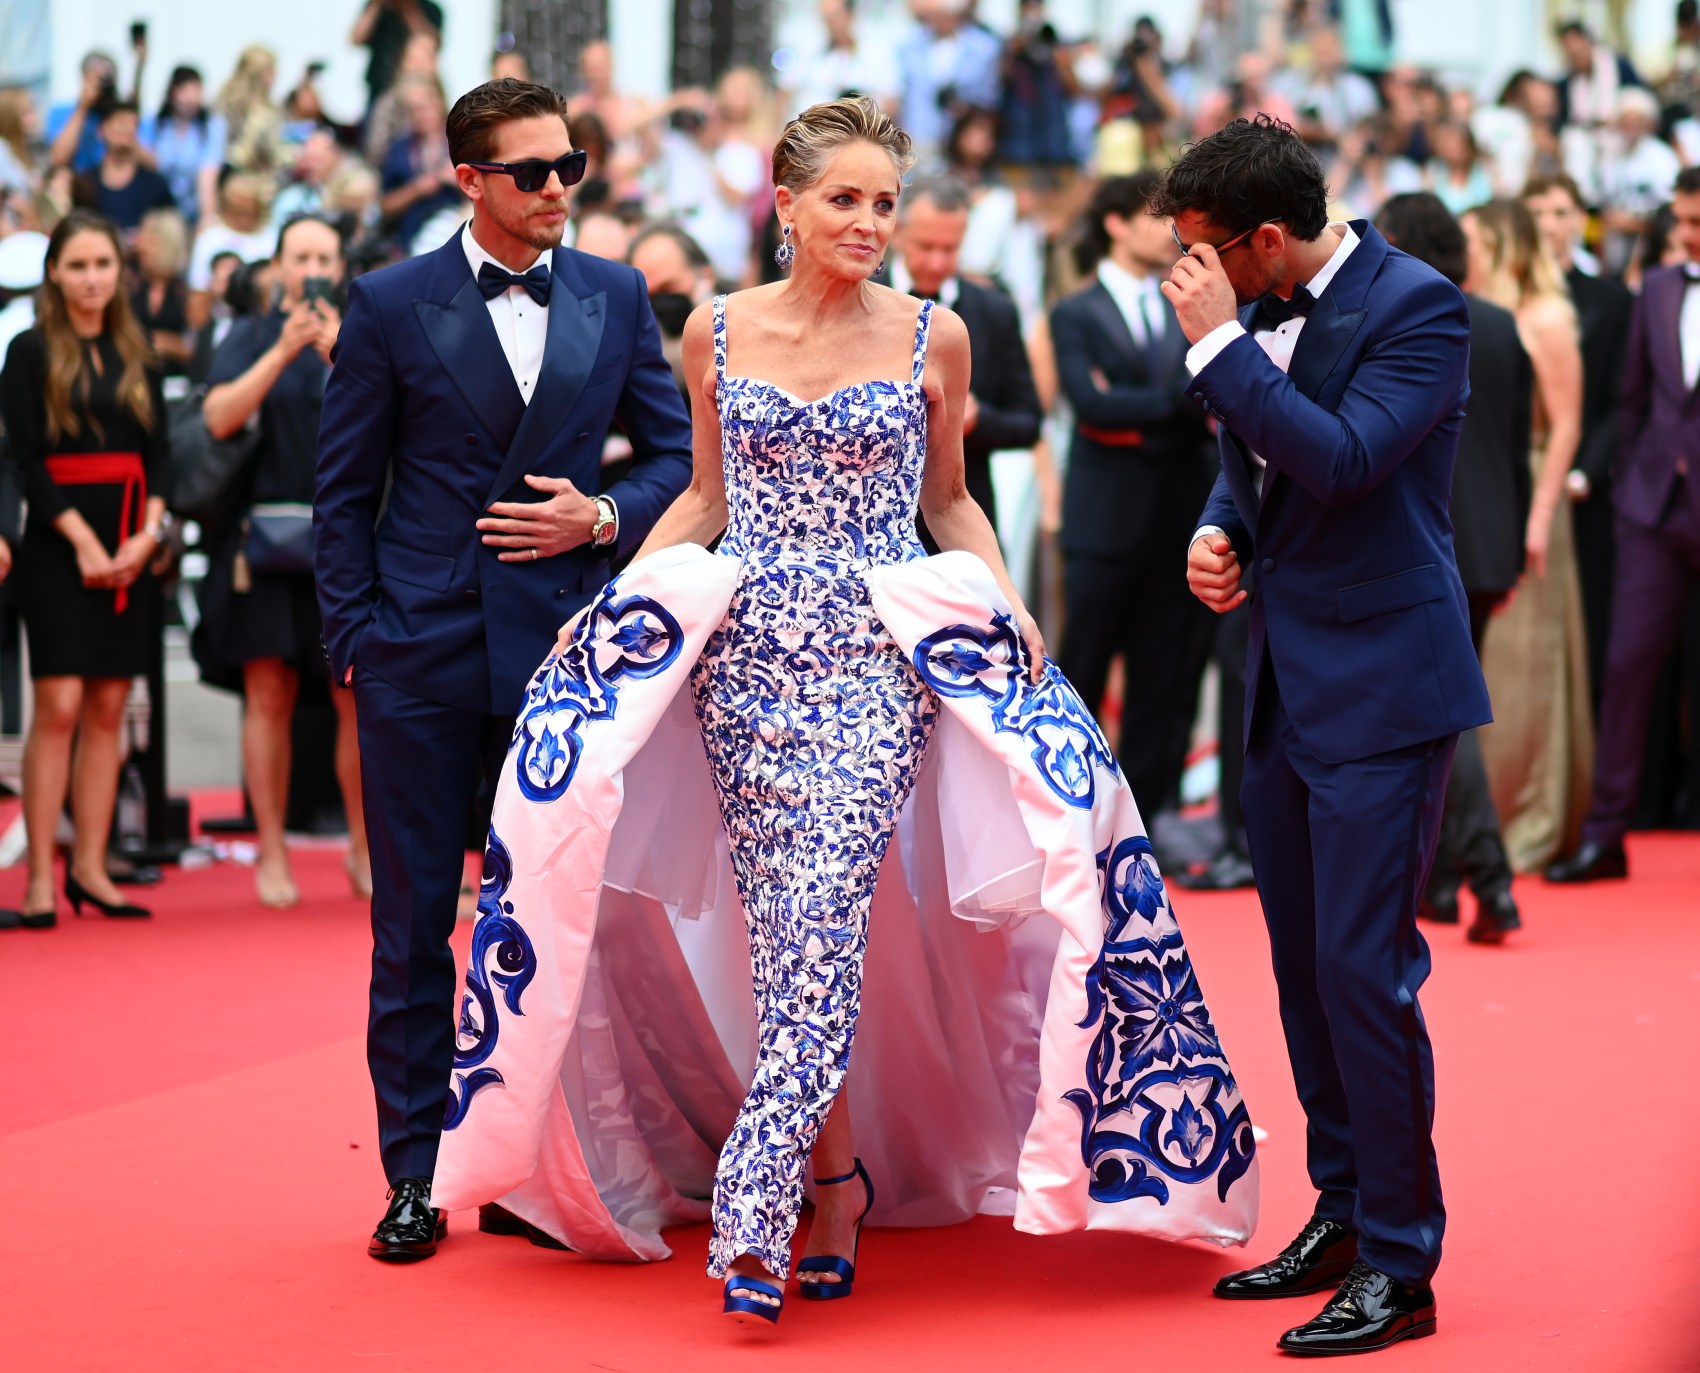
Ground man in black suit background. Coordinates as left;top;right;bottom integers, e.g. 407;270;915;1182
1050;172;1216;822
887;176;1043;550
1378;192;1529;942
1523;173;1635;710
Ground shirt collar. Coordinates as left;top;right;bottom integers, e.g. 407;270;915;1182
1096;257;1156;296
890;259;957;307
461;222;548;283
1296;221;1360;302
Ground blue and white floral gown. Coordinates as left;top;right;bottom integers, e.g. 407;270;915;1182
430;295;1260;1270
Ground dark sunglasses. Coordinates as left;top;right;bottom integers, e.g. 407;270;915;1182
1172;219;1275;257
464;150;589;193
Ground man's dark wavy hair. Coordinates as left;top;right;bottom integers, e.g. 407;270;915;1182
1152;114;1329;242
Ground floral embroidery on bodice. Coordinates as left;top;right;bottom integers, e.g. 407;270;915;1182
712;294;932;569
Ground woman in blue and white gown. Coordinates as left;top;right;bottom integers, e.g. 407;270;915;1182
431;98;1258;1316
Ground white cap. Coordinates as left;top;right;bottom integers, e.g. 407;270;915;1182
0;230;48;292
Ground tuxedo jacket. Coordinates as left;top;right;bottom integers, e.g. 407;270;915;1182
1451;293;1532;597
315;231;693;715
1191;221;1491;764
1614;263;1700;531
1567;265;1633;488
953;277;1043;472
1051;279;1210;558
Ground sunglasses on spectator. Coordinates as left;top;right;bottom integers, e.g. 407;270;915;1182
464;151;589;193
1172;219;1276;257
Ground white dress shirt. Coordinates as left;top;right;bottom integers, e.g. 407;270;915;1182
1189;223;1360;545
1682;266;1700;392
461;225;549;405
1096;257;1167;350
889;260;958;309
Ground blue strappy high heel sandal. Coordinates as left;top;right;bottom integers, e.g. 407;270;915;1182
797;1158;875;1300
722;1273;785;1326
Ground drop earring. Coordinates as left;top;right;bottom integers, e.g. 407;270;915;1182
774;222;795;270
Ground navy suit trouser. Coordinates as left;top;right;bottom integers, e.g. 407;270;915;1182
1242;657;1456;1286
1581;499;1700;846
354;668;514;1183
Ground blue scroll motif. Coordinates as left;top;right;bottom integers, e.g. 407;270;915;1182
1065;835;1256;1206
912;612;1117;809
512;590;685;804
443;828;537;1130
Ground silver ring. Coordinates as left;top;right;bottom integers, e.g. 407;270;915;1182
529;547;539;561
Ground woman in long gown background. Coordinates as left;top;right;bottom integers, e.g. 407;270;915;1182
1462;199;1592;871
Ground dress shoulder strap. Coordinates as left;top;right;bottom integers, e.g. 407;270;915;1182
711;294;728;378
911;299;934;384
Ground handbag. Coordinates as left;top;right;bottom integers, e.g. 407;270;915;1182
243;502;315;577
167;390;261;525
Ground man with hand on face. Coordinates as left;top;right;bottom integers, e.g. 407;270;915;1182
887;175;1042;549
1158;116;1488;1357
314;77;692;1264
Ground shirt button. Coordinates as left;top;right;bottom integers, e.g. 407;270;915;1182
1261;558;1276;573
464;433;476;445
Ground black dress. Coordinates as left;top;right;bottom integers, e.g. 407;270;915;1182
195;309;328;669
131;277;192;378
0;328;169;679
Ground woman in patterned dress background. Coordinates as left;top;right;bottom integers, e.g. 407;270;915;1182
559;97;1048;1319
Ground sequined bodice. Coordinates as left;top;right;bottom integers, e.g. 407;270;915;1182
712;294;932;569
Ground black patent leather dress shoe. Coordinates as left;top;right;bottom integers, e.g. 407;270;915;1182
368;1178;446;1262
1416;890;1460;925
1278;1261;1436;1356
1177;848;1258;891
0;908;21;930
1543;840;1628;883
1214;1215;1359;1299
478;1202;570;1251
1467;888;1522;945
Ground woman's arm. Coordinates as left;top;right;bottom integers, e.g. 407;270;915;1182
630;305;729;558
203;309;317;439
1519;298;1583;578
917;307;1046;681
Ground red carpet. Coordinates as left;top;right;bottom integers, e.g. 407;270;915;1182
4;830;1698;1371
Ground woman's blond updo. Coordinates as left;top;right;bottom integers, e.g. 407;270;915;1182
770;96;915;192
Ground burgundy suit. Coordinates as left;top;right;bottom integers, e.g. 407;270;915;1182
1580;263;1700;846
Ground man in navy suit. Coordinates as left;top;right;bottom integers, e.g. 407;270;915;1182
1156;117;1490;1357
315;79;692;1261
1547;169;1700;883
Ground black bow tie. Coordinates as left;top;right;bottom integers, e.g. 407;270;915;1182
1686;266;1700;284
909;287;940;303
1254;290;1315;330
477;261;551;307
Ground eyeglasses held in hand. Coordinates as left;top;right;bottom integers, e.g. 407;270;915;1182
464;151;589;193
1172;219;1275;257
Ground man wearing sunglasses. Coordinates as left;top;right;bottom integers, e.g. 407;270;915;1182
316;77;692;1265
1154;116;1487;1357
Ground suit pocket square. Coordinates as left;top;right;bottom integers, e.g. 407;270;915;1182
1336;564;1446;623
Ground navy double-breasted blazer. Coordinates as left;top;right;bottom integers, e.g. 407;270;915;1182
315;229;693;715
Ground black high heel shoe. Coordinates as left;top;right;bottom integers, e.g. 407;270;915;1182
66;873;151;919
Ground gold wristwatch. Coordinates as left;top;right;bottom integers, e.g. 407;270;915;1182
590;495;618;548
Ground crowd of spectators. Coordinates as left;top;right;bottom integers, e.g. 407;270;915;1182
0;0;1696;918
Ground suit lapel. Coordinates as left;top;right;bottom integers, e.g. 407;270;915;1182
486;248;607;503
1651;269;1691;399
1286;222;1378;402
413;233;526;452
1084;282;1139;371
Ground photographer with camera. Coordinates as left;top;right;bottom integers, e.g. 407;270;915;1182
999;0;1078;171
197;213;366;909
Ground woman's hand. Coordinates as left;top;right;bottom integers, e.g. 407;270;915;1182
108;532;160;588
75;541;118;588
553;605;590;659
273;302;323;364
1014;604;1047;685
1524;504;1554;579
311;301;341;365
